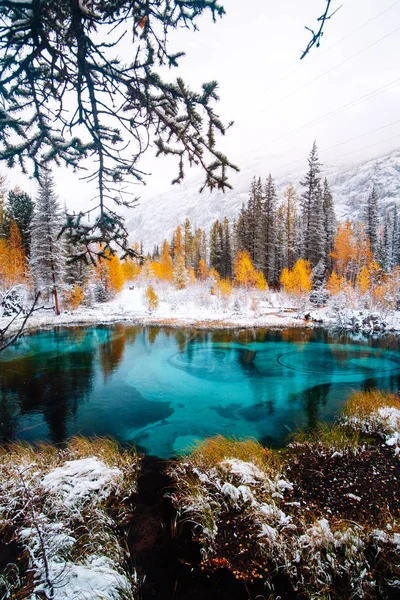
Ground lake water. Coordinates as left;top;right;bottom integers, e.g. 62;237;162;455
1;325;400;457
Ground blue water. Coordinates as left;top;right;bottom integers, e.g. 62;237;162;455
0;325;399;457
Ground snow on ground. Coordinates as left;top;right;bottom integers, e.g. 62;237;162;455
2;281;400;336
41;457;124;508
0;284;309;334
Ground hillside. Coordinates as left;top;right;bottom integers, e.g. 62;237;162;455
126;150;400;250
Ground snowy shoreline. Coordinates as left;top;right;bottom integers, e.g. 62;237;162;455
3;286;400;337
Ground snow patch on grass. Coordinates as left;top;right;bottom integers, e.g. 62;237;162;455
41;457;123;508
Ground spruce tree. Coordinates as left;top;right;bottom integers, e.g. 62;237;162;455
282;185;297;270
392;206;400;267
6;187;35;256
209;220;223;274
301;141;322;262
263;174;277;284
322;178;336;270
183;218;193;267
308;181;326;268
364;186;379;257
221;217;232;278
30;171;65;315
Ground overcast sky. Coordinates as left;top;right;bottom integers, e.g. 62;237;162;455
6;0;400;210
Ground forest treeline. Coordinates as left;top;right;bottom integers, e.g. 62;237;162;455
1;143;400;315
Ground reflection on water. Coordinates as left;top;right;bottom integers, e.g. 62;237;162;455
0;326;400;457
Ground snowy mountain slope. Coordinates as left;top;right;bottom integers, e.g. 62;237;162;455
126;149;400;249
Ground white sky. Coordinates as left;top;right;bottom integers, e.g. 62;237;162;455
5;0;400;210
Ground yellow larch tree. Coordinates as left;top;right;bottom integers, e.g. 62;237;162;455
172;225;184;258
330;221;356;280
197;258;209;281
159;240;173;281
8;220;26;285
122;245;141;281
233;249;258;288
0;238;10;289
108;253;125;294
355;265;371;296
326;271;345;295
280;258;312;296
145;285;159;312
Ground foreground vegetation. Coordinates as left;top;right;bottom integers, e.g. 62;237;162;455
169;390;400;599
0;391;399;599
0;438;140;600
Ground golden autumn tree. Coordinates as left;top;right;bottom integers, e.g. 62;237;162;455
280;258;312;296
330;221;355;280
355;265;371;296
172;225;184;258
159;240;173;281
108;252;125;294
122;244;141;281
64;283;85;309
145;285;159;313
233;250;258;288
0;238;10;289
326;271;345;295
8;221;26;284
197;258;209;281
0;221;26;288
94;248;124;300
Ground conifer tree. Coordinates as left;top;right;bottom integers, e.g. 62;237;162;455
322;178;336;270
172;226;184;258
192;227;206;273
6;187;34;256
275;205;286;283
308;181;326;268
159;240;173;281
282;185;297;270
301;141;322;262
364;186;379;257
392;206;400;267
253;178;264;270
173;254;188;290
221;217;232;278
263;174;277;283
30;171;65;314
209;220;223;274
197;258;209;281
183;218;194;267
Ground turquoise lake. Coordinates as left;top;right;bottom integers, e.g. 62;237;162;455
0;325;400;457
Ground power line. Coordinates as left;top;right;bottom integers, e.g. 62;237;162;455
240;76;400;161
261;25;400;114
262;0;400;96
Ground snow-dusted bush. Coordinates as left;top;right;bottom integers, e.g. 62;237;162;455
0;438;139;600
0;286;28;317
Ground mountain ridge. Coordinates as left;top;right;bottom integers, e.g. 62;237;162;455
126;149;400;250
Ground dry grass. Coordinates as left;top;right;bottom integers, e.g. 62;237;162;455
342;390;400;420
291;422;363;449
185;435;280;471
